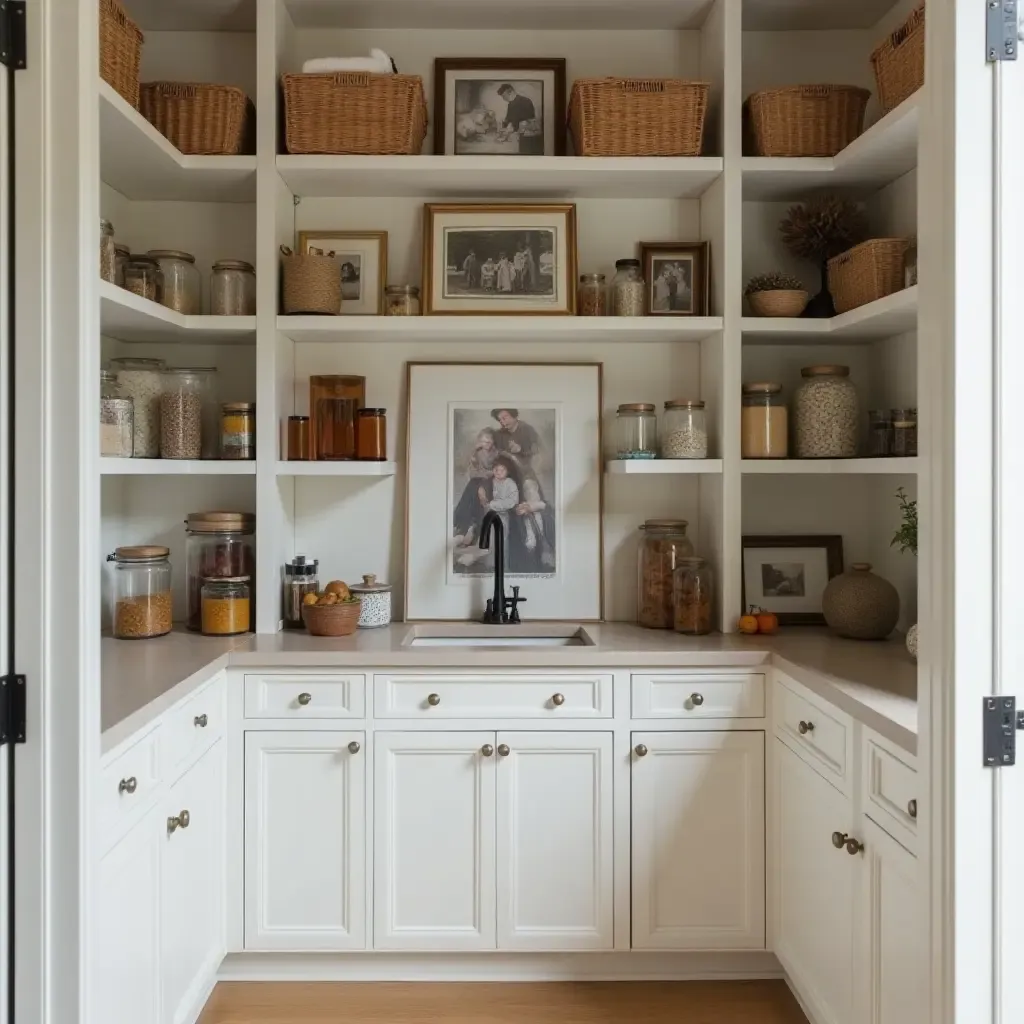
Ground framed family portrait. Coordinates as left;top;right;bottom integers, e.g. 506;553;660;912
640;240;711;316
742;535;844;625
405;361;603;621
433;57;567;157
422;203;577;315
296;230;388;315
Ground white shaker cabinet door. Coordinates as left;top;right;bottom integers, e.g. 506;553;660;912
495;732;613;950
374;731;496;950
631;730;765;950
244;731;366;950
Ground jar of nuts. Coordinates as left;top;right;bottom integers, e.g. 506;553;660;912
638;519;694;629
108;545;173;640
793;365;859;458
673;557;714;635
160;369;204;460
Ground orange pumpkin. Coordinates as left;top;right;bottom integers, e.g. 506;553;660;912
755;607;779;634
738;610;759;634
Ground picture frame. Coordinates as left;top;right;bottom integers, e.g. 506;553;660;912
742;534;844;626
405;361;604;621
296;230;388;315
422;203;578;315
433;57;567;157
639;240;711;317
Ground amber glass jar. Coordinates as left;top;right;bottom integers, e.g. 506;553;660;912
309;375;365;458
316;398;358;460
287;415;310;460
637;519;694;629
356;408;387;460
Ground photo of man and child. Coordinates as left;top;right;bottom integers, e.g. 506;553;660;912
454;79;545;156
650;258;695;313
443;228;555;299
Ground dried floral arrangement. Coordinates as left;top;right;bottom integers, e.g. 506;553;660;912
745;271;805;295
779;195;866;261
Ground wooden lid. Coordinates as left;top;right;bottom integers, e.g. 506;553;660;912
113;545;169;561
801;365;849;377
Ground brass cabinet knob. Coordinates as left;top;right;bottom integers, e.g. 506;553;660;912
551;693;566;706
845;837;864;856
690;693;705;707
427;693;441;706
798;720;814;735
348;741;361;754
481;744;494;757
497;743;510;757
831;831;847;850
167;809;191;834
194;713;208;728
118;776;137;795
908;799;918;819
297;692;312;706
634;744;649;757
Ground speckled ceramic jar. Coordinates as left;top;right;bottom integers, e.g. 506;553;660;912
822;562;900;640
906;623;918;660
349;573;392;628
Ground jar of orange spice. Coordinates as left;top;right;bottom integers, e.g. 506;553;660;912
201;577;250;636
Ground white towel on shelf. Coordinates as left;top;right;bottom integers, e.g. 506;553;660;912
302;50;396;75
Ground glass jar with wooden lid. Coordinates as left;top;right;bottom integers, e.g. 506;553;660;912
662;400;708;459
793;365;859;458
615;403;658;459
107;545;172;640
221;402;255;460
741;382;788;459
184;511;256;631
637;519;694;629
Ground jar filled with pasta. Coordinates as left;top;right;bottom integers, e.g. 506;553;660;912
637;519;694;629
108;545;172;640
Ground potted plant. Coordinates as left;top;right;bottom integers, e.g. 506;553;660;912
890;486;918;658
744;272;808;317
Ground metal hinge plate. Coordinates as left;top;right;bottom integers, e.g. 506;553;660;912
0;0;25;71
982;695;1024;765
0;674;25;745
987;0;1019;61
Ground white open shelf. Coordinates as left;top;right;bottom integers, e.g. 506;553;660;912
606;459;723;475
100;459;256;476
275;462;398;477
99;80;257;203
742;458;918;475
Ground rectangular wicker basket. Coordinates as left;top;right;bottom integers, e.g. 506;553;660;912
569;78;709;157
281;73;428;155
871;4;925;115
744;85;870;157
827;239;909;314
139;82;252;155
99;0;143;109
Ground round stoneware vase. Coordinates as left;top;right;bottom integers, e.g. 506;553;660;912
822;562;900;640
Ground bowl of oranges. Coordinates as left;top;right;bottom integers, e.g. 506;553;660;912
301;580;362;637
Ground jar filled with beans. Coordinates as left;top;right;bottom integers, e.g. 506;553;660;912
147;249;200;314
109;356;165;458
201;576;251;636
793;365;859;458
638;519;694;629
160;369;203;459
611;259;645;317
108;545;173;640
123;255;163;303
662;399;708;459
577;273;607;316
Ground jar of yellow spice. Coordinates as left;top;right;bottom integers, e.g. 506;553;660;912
201;576;251;636
221;402;255;460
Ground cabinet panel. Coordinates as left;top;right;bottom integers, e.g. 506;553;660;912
244;732;366;950
631;731;765;950
775;676;851;789
496;732;613;950
632;673;765;719
243;674;365;719
862;734;918;853
98;727;161;848
374;731;496;950
161;674;225;777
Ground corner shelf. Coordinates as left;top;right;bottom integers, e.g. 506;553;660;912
742;458;918;475
100;459;256;476
606;459;723;475
275;462;398;477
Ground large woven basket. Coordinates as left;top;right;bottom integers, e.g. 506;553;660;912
140;82;252;155
282;73;427;155
100;0;143;109
744;85;870;157
827;239;908;314
871;4;925;115
569;78;709;157
280;246;342;316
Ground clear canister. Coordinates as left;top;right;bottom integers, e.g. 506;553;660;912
109;356;166;458
661;399;708;459
114;244;130;287
891;407;917;457
867;410;893;457
615;403;658;459
741;382;788;459
100;218;117;283
201;577;251;636
611;258;645;317
147;249;200;314
221;402;255;460
123;255;163;303
577;273;607;316
108;545;172;640
174;366;219;458
160;369;203;460
283;555;319;629
638;519;694;629
184;511;256;631
210;259;256;316
673;557;714;635
384;285;420;316
794;365;859;458
100;370;134;458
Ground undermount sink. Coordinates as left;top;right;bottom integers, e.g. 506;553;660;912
404;624;593;648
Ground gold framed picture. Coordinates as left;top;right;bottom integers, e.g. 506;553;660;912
639;240;711;316
296;230;388;315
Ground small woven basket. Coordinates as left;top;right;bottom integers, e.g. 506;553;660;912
139;82;252;155
748;290;809;318
827;239;908;314
744;85;870;157
100;0;143;109
871;4;925;115
282;73;428;155
569;78;709;157
302;601;362;638
280;246;342;316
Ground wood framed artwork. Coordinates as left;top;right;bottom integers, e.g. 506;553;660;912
296;230;388;315
742;534;844;625
422;203;577;315
405;361;603;621
639;240;711;316
433;57;567;157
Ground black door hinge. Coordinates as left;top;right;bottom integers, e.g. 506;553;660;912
987;0;1019;62
0;674;25;745
982;695;1024;766
0;0;25;71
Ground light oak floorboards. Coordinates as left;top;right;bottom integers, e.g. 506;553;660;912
198;980;808;1023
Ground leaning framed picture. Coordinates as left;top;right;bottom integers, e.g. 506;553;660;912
405;361;603;621
639;240;711;316
422;203;577;315
433;57;567;157
742;535;844;625
296;230;388;315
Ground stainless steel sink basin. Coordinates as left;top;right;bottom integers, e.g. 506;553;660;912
404;624;593;648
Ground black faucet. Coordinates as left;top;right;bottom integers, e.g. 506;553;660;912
478;510;526;624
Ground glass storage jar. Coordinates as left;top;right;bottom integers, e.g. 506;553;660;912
108;545;172;640
110;356;166;458
114;244;130;287
867;410;893;457
100;370;133;458
201;577;251;636
356;408;387;460
662;399;708;459
892;407;918;457
615;403;658;459
172;366;219;458
611;259;645;317
210;259;256;316
100;218;117;283
147;249;200;314
384;285;420;316
287;415;310;460
123;255;163;302
349;573;393;628
577;273;607;316
638;519;695;629
794;365;860;458
160;369;203;460
184;511;256;631
310;375;365;459
904;240;918;287
741;382;788;459
282;555;319;629
221;402;255;460
674;557;714;635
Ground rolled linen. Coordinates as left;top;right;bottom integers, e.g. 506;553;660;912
302;49;395;75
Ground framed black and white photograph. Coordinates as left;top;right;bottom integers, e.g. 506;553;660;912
640;240;711;316
297;230;388;315
742;535;844;625
433;58;567;157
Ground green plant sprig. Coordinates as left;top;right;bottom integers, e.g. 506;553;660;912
890;487;917;557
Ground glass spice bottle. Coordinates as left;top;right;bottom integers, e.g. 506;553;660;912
356;408;387;460
100;219;117;283
611;259;646;316
673;557;714;636
287;415;311;460
638;519;694;629
615;404;658;459
221;402;255;460
577;273;607;316
100;370;134;458
384;285;420;316
282;556;319;629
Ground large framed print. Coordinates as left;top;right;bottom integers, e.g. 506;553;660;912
405;362;603;621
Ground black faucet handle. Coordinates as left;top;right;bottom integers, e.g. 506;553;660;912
504;586;526;624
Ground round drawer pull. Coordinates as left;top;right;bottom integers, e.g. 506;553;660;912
167;809;191;834
348;741;361;755
634;744;649;758
194;713;208;728
845;837;864;856
297;692;312;706
481;744;494;757
798;720;814;735
908;798;918;819
551;693;566;706
831;831;847;850
497;743;510;757
690;693;704;707
118;776;137;795
427;693;441;707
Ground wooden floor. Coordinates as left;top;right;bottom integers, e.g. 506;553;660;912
198;981;808;1023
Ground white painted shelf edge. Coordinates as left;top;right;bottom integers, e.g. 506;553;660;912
605;459;723;474
741;458;918;475
100;459;256;476
275;462;398;477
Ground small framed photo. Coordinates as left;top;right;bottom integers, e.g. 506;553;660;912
422;203;577;316
742;535;844;626
433;58;567;157
296;230;388;315
640;241;711;316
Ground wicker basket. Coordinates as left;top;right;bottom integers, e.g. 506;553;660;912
871;4;925;115
302;600;362;637
744;85;870;157
569;78;709;157
139;82;252;155
280;246;342;315
100;0;143;109
827;239;908;314
282;73;427;155
748;290;809;317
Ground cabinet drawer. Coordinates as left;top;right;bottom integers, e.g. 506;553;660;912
374;674;612;718
162;675;225;776
863;732;918;851
632;673;765;719
774;676;850;787
99;728;161;843
244;674;366;719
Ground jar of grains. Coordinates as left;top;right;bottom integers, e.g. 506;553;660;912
673;557;714;635
349;573;393;628
638;519;694;629
577;273;607;316
611;259;646;316
108;545;172;640
147;249;200;314
160;369;203;459
384;285;420;316
176;366;219;458
123;255;163;303
282;555;319;629
100;370;134;458
110;356;165;458
100;219;117;283
210;260;256;316
741;382;788;459
184;511;256;631
201;577;251;636
615;403;658;459
891;407;917;457
221;402;255;459
794;365;859;458
114;244;130;287
662;399;708;459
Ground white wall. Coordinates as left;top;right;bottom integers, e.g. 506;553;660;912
139;31;258;100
